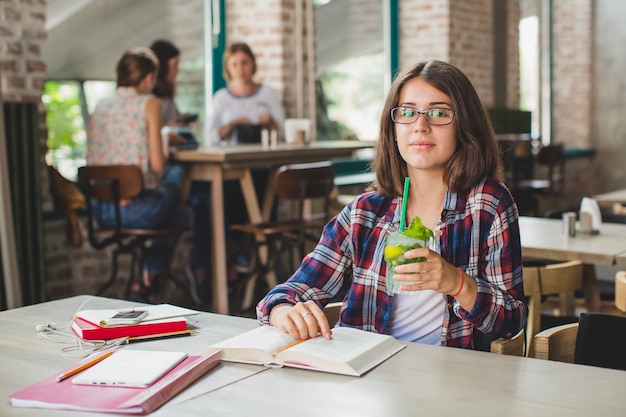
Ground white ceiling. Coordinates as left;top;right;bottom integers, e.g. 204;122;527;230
44;0;174;80
43;0;382;80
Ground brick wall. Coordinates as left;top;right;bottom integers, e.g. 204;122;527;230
549;0;595;212
505;0;521;108
397;0;520;109
399;0;450;66
593;0;626;194
0;0;46;102
0;0;50;208
552;0;593;148
449;0;494;106
226;0;315;121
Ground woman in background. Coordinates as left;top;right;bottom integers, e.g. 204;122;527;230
208;42;285;144
150;39;211;306
208;42;286;276
87;47;188;302
150;39;187;126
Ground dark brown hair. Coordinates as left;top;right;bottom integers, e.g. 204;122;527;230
222;42;257;81
150;39;180;98
372;60;501;197
116;47;158;88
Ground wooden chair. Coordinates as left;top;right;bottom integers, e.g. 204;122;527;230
77;165;187;299
523;260;583;357
533;322;579;363
490;328;526;356
513;144;565;215
231;161;336;311
534;313;626;370
615;271;626;313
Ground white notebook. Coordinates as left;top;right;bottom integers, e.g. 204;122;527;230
72;350;188;388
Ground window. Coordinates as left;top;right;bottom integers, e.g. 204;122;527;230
519;16;540;139
315;0;386;141
42;80;115;180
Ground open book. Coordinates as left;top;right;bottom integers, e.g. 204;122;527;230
207;325;405;377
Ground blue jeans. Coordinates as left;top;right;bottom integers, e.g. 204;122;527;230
187;181;211;272
162;162;212;273
93;183;189;276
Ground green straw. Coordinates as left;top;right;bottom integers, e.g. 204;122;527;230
399;177;410;232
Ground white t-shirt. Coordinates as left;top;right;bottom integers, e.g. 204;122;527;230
386;290;446;345
208;84;285;145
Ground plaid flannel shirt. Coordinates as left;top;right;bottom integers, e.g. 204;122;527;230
257;176;527;349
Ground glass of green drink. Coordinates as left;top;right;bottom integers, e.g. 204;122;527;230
384;218;434;295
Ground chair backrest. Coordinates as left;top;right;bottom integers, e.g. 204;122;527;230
490;328;526;356
523;260;583;356
77;165;143;201
574;312;626;370
77;165;144;249
274;161;336;201
273;161;336;224
534;313;626;371
535;144;565;193
616;271;626;313
534;322;578;363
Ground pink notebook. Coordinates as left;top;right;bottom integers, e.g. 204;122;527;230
9;351;221;414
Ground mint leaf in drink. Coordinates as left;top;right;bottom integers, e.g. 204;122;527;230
402;216;434;241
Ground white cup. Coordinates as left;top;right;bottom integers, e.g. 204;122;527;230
284;119;311;144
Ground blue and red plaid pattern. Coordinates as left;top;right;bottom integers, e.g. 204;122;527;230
257;176;527;349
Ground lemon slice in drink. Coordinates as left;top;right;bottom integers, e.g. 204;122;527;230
384;245;404;260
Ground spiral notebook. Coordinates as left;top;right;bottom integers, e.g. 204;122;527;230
72;350;188;388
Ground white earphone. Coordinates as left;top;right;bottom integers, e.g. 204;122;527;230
35;322;57;332
32;297;127;357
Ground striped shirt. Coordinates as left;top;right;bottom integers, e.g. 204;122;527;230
256;176;527;349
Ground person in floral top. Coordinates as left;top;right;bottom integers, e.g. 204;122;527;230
87;47;188;302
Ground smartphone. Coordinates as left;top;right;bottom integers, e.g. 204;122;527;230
178;113;199;124
107;309;148;325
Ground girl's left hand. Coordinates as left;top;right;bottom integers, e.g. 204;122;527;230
392;247;460;295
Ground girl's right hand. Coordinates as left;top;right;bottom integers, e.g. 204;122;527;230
270;301;332;341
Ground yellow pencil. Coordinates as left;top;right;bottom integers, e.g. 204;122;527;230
56;350;114;382
272;338;307;356
127;329;196;343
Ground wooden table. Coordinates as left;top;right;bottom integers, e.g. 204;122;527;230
593;188;626;209
519;216;626;312
171;141;373;314
3;295;626;417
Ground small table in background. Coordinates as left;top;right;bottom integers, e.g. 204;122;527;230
172;141;373;314
593;188;626;210
519;216;626;312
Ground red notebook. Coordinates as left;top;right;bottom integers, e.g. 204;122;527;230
9;351;221;415
71;317;187;340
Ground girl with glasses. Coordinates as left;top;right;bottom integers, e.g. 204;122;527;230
257;60;526;350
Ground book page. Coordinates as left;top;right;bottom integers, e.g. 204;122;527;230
210;325;295;364
277;327;405;376
210;325;405;376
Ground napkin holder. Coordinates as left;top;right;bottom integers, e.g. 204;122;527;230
284;119;311;145
578;197;601;234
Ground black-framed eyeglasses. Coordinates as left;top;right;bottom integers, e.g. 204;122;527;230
390;106;456;126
